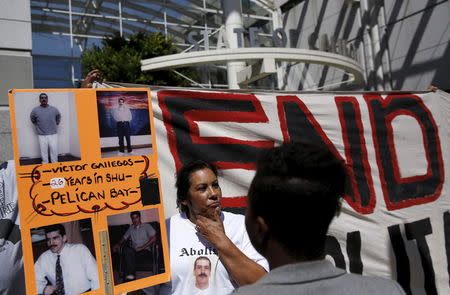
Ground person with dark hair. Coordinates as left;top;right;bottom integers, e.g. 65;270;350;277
113;211;157;281
112;97;133;154
34;223;99;295
160;160;268;295
231;142;406;295
30;93;61;163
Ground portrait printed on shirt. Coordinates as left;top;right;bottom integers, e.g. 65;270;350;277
181;255;219;295
13;91;81;166
30;219;99;295
96;91;152;158
107;208;164;286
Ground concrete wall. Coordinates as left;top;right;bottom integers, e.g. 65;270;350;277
278;0;450;91
279;0;363;90
384;1;450;90
0;0;32;163
0;0;33;105
0;108;14;163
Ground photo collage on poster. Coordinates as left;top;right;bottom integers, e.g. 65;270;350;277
9;89;169;295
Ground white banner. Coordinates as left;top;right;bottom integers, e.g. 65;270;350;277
150;89;450;295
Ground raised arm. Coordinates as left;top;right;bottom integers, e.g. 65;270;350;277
80;69;103;88
195;211;266;286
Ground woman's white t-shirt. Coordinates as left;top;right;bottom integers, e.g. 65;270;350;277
162;212;268;295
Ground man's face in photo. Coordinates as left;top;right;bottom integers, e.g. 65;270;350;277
46;230;67;254
131;214;141;226
119;98;124;106
194;258;211;289
39;94;48;107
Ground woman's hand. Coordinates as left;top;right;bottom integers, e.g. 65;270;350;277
194;208;229;249
194;209;267;286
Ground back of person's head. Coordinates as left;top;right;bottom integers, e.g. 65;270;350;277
175;160;218;214
44;223;66;236
248;142;346;260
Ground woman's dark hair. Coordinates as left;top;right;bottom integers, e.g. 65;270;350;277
175;160;218;214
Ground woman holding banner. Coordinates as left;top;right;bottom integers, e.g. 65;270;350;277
160;160;267;295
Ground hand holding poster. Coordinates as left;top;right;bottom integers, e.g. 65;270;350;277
9;89;170;295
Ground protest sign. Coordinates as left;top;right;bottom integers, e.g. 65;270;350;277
9;89;169;295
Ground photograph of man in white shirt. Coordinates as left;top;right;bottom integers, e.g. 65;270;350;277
112;97;133;154
34;223;99;295
96;91;153;158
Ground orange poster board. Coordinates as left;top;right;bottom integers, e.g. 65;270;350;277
8;88;170;295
